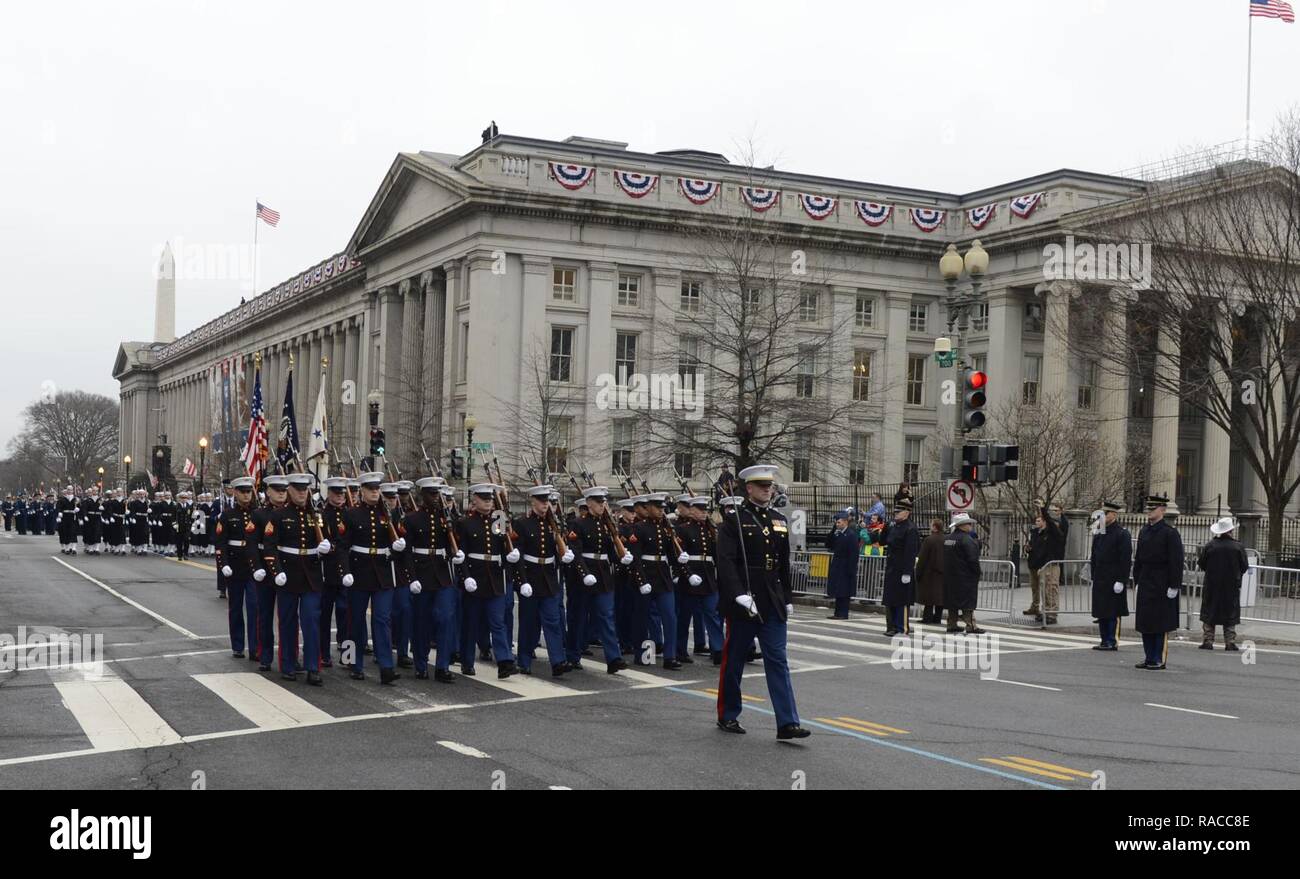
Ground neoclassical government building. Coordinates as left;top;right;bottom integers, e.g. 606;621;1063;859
114;129;1260;514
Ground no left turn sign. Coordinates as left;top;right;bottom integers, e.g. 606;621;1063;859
946;478;975;512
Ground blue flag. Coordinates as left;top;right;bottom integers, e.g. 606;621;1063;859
277;368;300;470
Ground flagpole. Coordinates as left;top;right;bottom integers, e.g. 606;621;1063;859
1246;11;1254;157
252;199;259;298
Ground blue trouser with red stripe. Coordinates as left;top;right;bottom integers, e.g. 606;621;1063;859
566;589;620;665
676;592;723;658
718;616;799;728
227;578;258;654
1141;632;1167;666
463;591;512;669
632;591;676;664
392;583;412;660
256;581;277;666
349;588;393;672
320;583;348;662
518;593;566;670
414;586;457;673
278;590;321;674
886;605;910;633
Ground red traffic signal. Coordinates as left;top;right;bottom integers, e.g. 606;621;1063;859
961;368;988;430
968;370;987;390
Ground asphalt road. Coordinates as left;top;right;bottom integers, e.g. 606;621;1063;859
2;530;1298;790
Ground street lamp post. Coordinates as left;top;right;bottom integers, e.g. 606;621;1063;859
97;466;105;492
938;239;990;438
464;414;478;483
123;455;132;488
198;437;208;493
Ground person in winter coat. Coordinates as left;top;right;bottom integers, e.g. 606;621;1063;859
1089;500;1131;650
1025;503;1065;624
1197;517;1249;651
1132;494;1184;670
824;509;861;619
943;513;984;634
881;499;921;635
914;518;947;624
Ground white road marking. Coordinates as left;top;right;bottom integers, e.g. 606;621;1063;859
468;672;595;700
549;785;572;790
54;679;183;751
1145;703;1239;720
49;555;200;639
988;678;1063;691
437;740;490;758
194;673;333;729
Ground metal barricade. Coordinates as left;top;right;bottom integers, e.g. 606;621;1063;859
976;558;1018;622
1240;565;1300;626
790;550;1014;617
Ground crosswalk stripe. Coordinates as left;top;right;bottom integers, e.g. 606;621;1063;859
467;671;596;700
790;617;1097;649
607;666;692;688
54;679;183;751
194;673;333;729
437;740;490;758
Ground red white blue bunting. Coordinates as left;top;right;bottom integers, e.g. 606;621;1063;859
799;193;837;220
854;201;893;227
910;207;946;233
1010;192;1044;219
548;162;595;190
966;203;996;230
678;177;720;205
613;170;659;198
740;186;781;212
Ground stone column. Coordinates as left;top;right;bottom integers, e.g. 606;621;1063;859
342;318;358;453
421;271;445;458
1199;307;1232;514
1150;320;1181;513
1038;281;1075;404
585;261;617;468
881;291;912;481
440;261;462;455
1099;290;1132;501
829;285;858;483
464;254;509;456
399;278;425;463
984;288;1023;427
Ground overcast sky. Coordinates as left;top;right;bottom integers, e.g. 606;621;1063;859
2;0;1296;450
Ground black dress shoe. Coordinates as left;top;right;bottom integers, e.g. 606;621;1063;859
350;669;366;680
945;627;961;634
606;658;628;674
518;665;532;676
397;656;413;668
232;651;245;658
717;719;746;734
1091;644;1117;651
434;668;455;683
677;654;695;664
462;664;478;677
380;668;401;685
965;626;987;635
693;647;710;656
281;672;297;681
827;614;848;620
415;669;429;680
306;672;322;687
496;660;516;679
663;659;682;670
258;663;272;672
320;658;333;668
551;663;568;677
711;652;722;666
1199;642;1213;650
777;724;811;740
1225;643;1240;652
883;629;898;637
479;649;492;661
1134;661;1152;669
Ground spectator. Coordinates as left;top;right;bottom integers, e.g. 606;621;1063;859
866;492;887;521
1026;504;1065;624
943;513;985;634
915;518;947;624
1197;517;1249;651
824;509;861;620
893;480;914;509
861;513;887;556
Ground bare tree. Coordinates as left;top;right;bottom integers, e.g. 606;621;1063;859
10;390;119;487
1065;110;1300;553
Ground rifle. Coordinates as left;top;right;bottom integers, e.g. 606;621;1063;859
633;467;688;559
291;452;326;544
520;454;591;582
566;464;628;560
421;442;460;557
349;446;397;542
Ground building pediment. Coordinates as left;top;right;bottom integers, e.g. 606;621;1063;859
347;153;473;257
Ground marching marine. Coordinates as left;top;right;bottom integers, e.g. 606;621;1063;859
261;473;326;685
215;476;262;660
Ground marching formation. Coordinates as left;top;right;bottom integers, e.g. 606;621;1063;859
5;485;219;557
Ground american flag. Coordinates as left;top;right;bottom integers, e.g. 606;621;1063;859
1251;0;1295;22
256;202;281;227
240;366;269;482
183;458;197;478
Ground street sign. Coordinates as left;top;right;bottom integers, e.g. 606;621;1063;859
471;442;493;452
946;478;975;513
935;351;957;367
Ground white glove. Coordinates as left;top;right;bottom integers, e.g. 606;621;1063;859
561;549;575;564
901;575;911;584
410;580;423;595
253;569;266;582
391;537;406;553
620;551;633;565
342;573;354;587
1166;587;1179;600
639;582;652;595
735;594;756;612
274;572;288;587
1113;581;1124;594
221;565;233;578
677;551;690;565
464;577;478;593
583;573;597;586
689;574;702;587
506;548;520;563
453;550;465;565
316;539;332;555
520;583;533;598
786;603;795;616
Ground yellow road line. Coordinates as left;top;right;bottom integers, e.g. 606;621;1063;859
1003;756;1092;778
835;716;910;735
979;758;1074;781
700;688;764;703
814;717;889;736
161;557;214;573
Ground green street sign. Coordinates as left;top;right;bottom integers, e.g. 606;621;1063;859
935;351;957;367
470;442;493;452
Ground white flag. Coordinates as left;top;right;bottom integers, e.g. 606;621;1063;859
305;379;329;479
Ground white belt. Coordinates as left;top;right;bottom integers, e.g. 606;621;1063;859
411;547;447;557
581;552;609;560
468;553;500;561
686;555;714;562
523;554;555;565
351;546;390;556
279;546;319;556
226;540;246;547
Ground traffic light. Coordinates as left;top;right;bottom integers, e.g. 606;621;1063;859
959;443;988;483
369;427;386;457
960;368;988;432
990;444;1020;483
448;448;463;479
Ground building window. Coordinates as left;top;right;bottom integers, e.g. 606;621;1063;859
903;437;923;484
680;280;702;314
849;432;871;485
1176;448;1197;513
792;433;812;483
552;267;576;302
615;332;637;386
909;302;928;333
745;287;762;312
970;302;988;332
906;354;926;405
1024;301;1044;333
1130;385;1153;418
798;290;820;322
1022;354;1042;405
458;322;470;381
611;420;634;475
853;349;872;402
617;274;640;308
549;327;574;383
1078;359;1097;410
675;425;695;479
971;353;987;374
545;417;571;473
679;337;700;389
796;347;816;398
855;293;875;329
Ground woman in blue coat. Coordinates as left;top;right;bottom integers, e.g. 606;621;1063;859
824;509;861;619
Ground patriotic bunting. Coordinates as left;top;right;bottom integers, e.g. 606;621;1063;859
739;186;781;212
678;177;721;205
910;207;946;233
799;193;837;220
854;201;893;227
548;162;596;190
1010;192;1044;219
613;170;660;198
966;203;996;230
